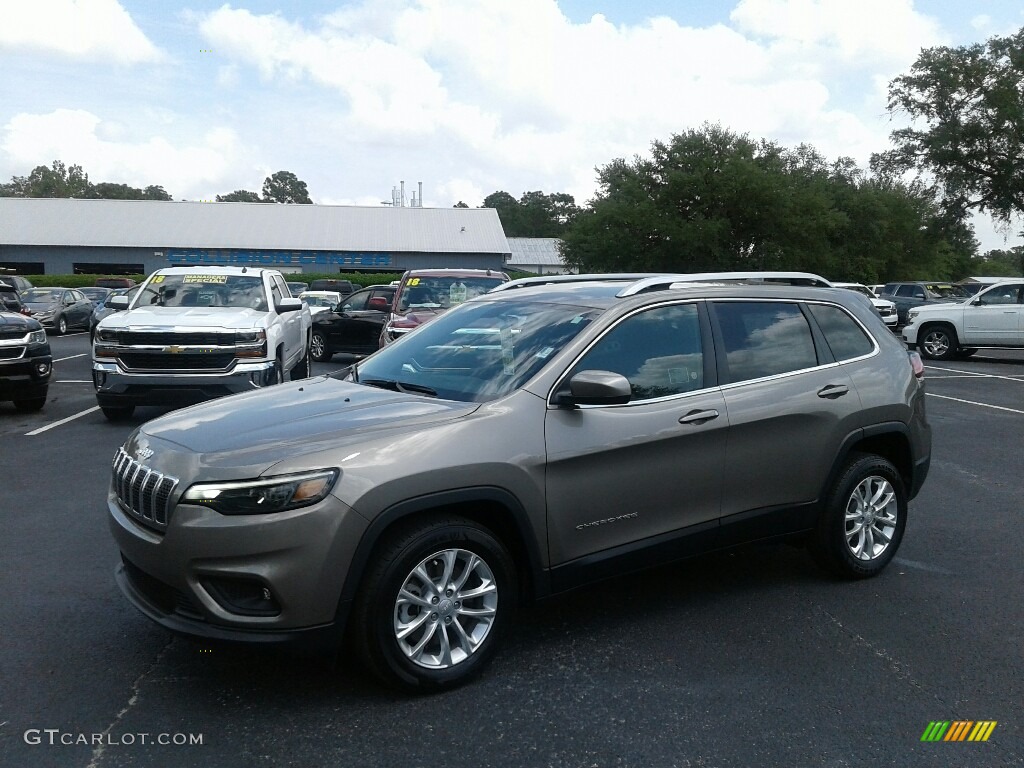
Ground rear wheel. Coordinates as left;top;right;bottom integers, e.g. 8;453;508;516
351;516;517;692
310;331;331;362
919;324;958;360
810;453;907;579
101;404;135;421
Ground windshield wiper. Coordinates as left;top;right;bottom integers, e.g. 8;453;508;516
361;378;437;397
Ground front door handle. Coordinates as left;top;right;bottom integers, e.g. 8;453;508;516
679;409;719;425
817;384;849;399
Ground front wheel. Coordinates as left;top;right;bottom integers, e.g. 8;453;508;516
310;332;331;362
55;315;68;335
101;404;135;421
919;325;957;360
14;394;47;412
290;344;311;380
351;516;517;692
810;453;907;579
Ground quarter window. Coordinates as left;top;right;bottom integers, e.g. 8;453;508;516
714;302;818;383
808;304;874;361
571;304;704;400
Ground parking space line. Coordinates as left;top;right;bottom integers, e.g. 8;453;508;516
925;365;1024;382
927;393;1024;415
25;406;100;436
53;353;87;362
55;380;93;383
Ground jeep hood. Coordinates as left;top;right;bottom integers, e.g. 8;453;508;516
134;375;480;470
107;306;268;330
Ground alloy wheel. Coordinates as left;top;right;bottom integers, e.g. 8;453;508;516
844;476;898;561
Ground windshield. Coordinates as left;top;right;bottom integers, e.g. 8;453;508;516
927;284;971;298
397;276;505;312
356;299;598;403
23;289;61;303
134;274;268;309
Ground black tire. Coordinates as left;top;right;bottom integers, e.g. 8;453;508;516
351;516;517;692
101;404;135;421
310;331;332;362
290;342;311;380
810;453;907;579
13;394;46;412
918;324;958;360
269;353;284;385
55;315;68;335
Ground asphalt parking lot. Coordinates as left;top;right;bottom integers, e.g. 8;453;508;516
1;332;1021;767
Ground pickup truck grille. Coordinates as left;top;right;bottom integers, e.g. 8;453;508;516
0;347;25;360
0;329;27;340
119;353;236;371
113;331;236;346
112;448;178;529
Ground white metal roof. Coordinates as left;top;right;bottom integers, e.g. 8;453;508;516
0;198;511;254
506;237;565;266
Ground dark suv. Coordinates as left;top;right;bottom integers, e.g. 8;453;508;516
879;282;970;325
0;309;52;411
107;275;930;691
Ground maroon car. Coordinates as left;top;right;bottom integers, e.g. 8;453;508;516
379;269;509;347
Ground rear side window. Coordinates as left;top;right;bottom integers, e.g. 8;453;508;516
714;302;818;384
808;304;874;361
571;303;704;400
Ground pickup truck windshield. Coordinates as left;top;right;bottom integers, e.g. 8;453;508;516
135;275;268;310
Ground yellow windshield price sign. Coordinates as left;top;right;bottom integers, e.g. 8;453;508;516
183;274;228;284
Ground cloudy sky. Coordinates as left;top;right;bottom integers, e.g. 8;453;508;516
1;0;1021;252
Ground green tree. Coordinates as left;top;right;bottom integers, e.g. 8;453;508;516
142;185;172;201
876;28;1024;226
481;189;579;236
453;200;469;208
216;189;262;202
0;160;90;198
262;171;312;204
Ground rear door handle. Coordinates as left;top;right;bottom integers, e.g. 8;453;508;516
817;384;849;399
679;409;719;425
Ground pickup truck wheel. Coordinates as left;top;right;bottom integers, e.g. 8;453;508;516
352;516;517;692
101;405;135;421
310;332;331;362
14;394;47;412
809;453;907;579
290;345;311;380
919;324;957;360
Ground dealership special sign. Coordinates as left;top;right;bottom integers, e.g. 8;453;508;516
167;250;393;268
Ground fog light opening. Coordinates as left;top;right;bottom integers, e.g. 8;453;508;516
36;362;51;376
202;577;281;617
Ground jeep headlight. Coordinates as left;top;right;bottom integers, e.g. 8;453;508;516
182;469;338;515
28;329;46;345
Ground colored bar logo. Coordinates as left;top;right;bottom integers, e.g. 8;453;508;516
921;721;997;742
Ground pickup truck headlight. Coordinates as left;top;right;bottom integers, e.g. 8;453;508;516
235;329;268;358
181;469;338;515
28;329;46;345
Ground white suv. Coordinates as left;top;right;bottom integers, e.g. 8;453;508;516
902;280;1024;359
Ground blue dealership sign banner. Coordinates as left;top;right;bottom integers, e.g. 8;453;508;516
167;250;393;268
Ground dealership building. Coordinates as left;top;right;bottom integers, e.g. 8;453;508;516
0;198;514;276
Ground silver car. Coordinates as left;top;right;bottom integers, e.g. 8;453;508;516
107;276;931;691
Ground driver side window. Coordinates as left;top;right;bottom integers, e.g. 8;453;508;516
570;303;704;401
343;291;369;312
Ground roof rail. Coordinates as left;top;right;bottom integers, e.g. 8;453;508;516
490;273;674;293
617;271;834;297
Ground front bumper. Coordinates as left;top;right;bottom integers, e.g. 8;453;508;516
92;360;276;407
0;349;52;399
108;485;369;644
901;323;920;346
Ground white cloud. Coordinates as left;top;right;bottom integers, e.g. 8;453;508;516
0;0;163;64
0;109;247;198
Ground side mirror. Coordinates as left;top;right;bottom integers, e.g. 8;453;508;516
553;370;632;407
277;297;303;313
971;298;983;306
107;295;129;310
368;297;389;310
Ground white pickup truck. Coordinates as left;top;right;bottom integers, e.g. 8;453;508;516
92;266;312;420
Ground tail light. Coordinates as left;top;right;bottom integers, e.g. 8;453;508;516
909;351;925;379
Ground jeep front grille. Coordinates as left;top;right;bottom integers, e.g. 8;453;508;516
112;447;179;529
